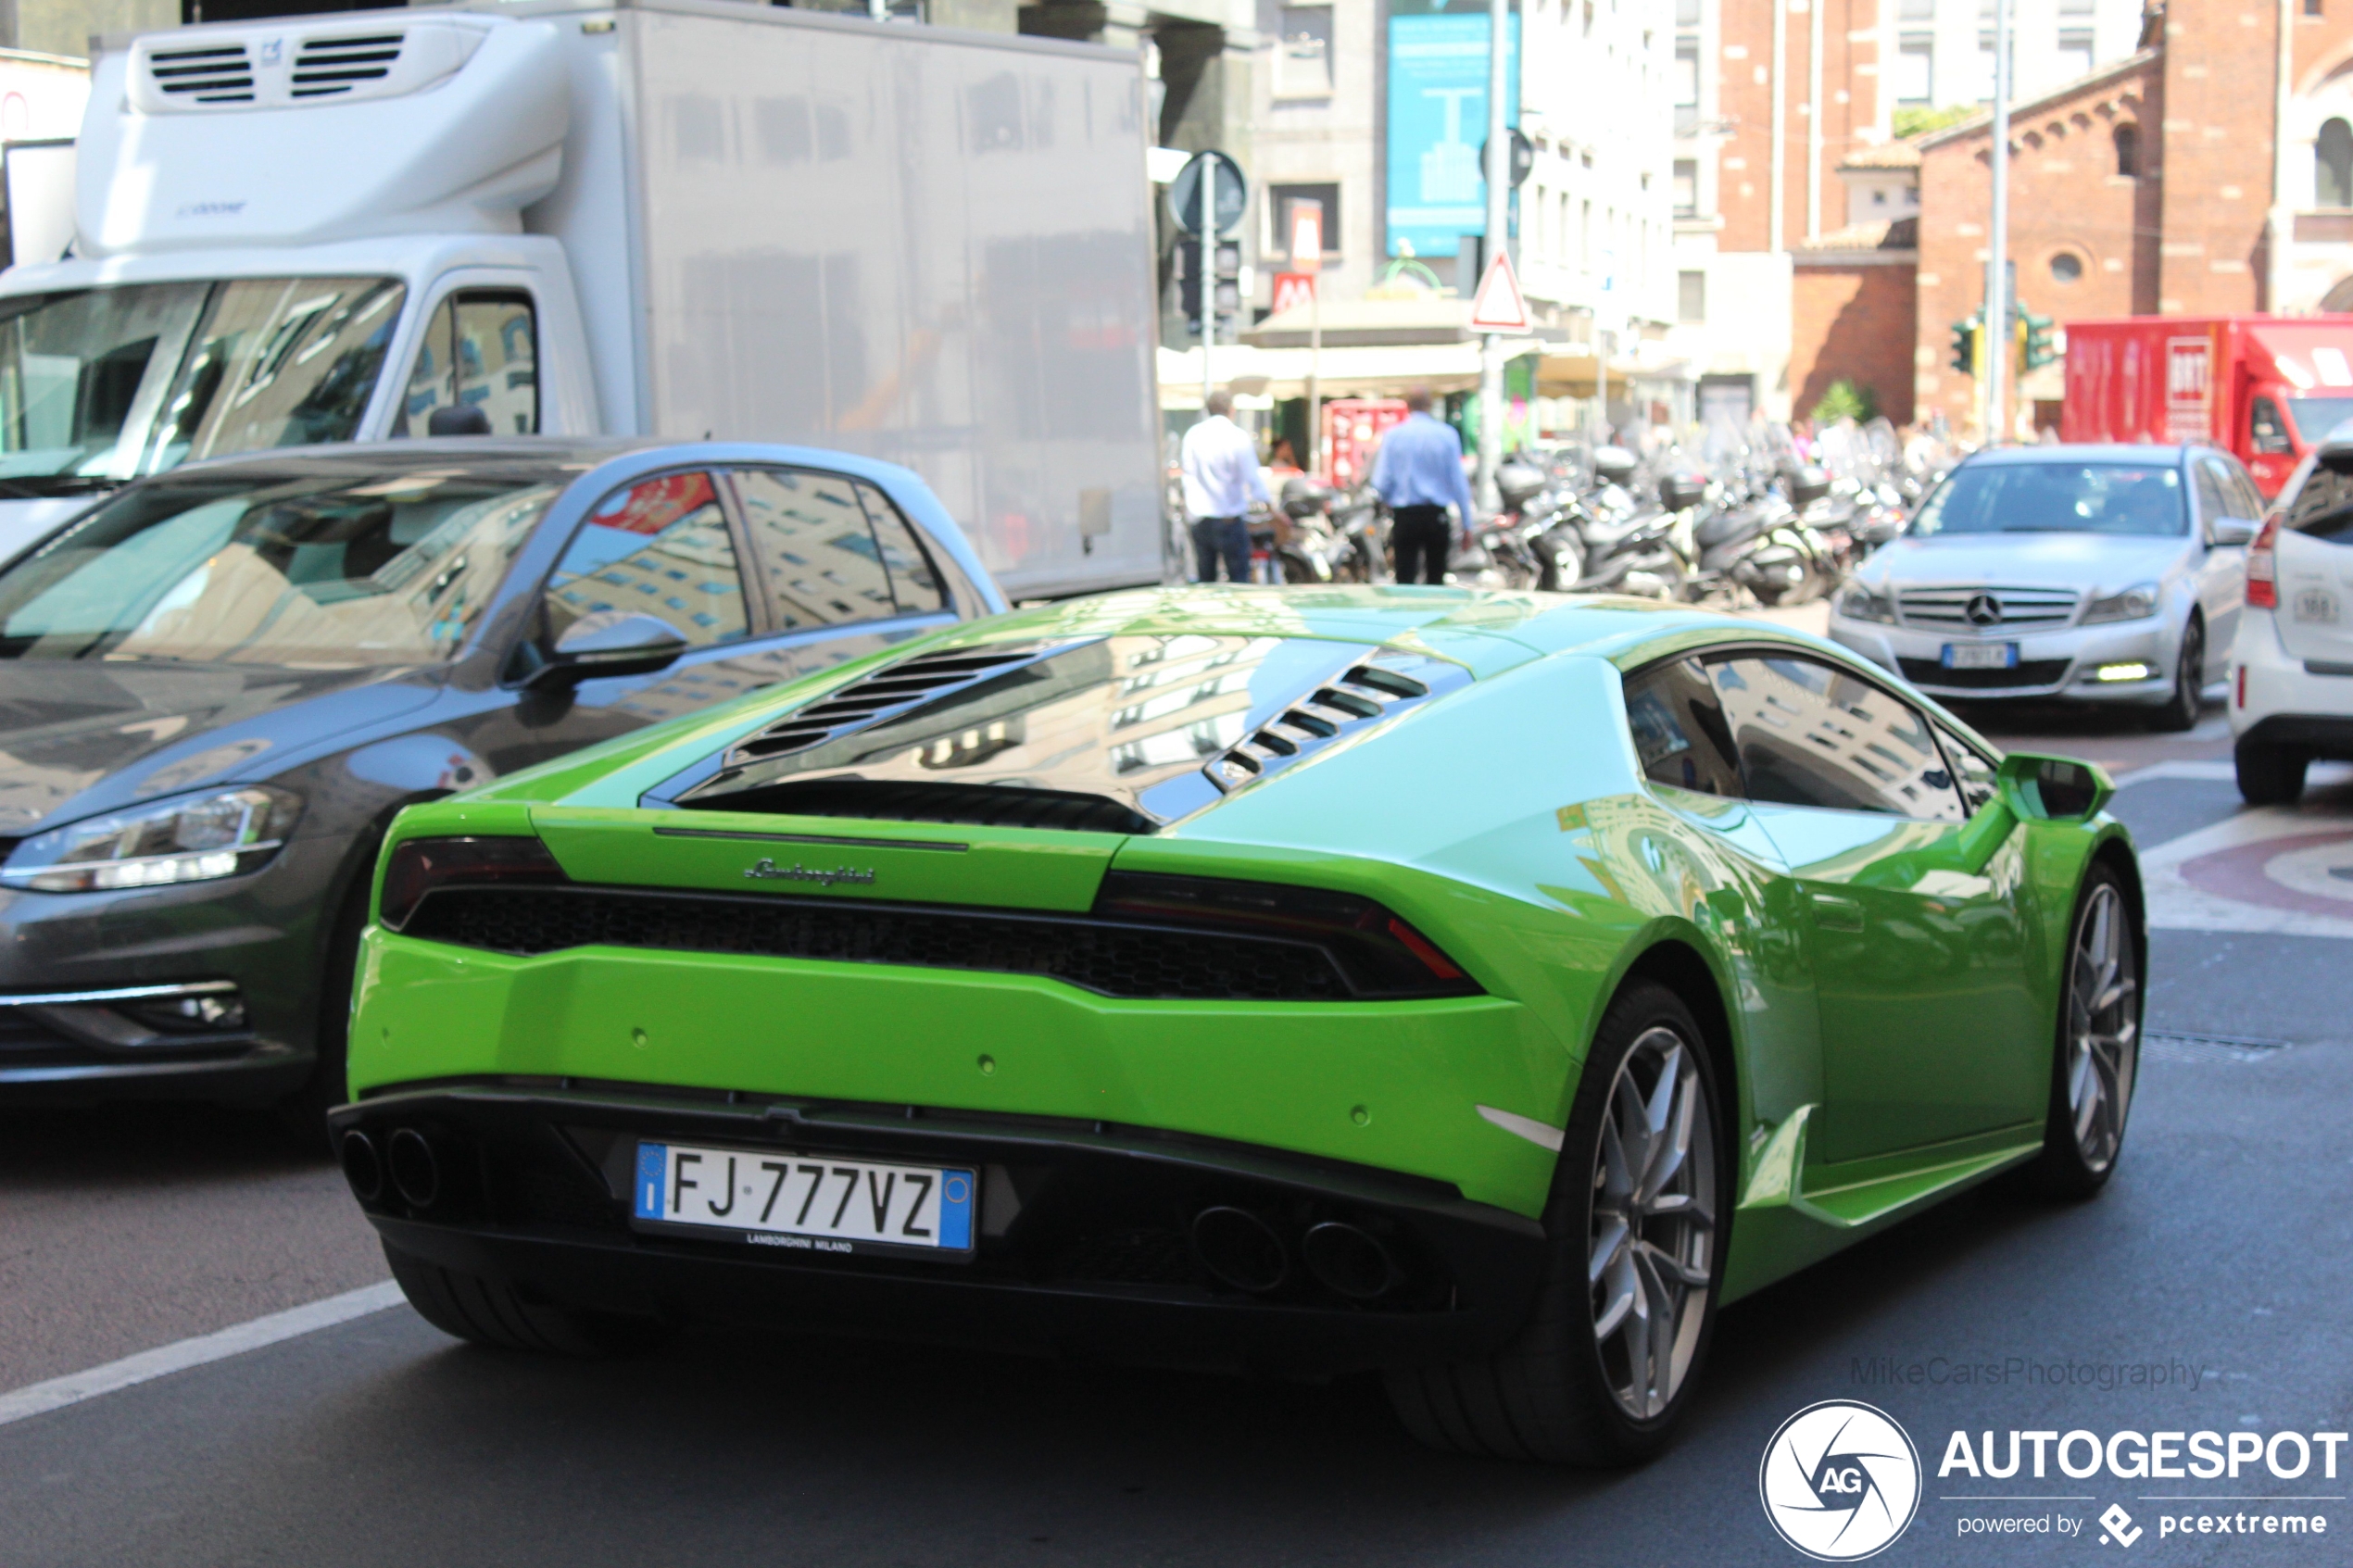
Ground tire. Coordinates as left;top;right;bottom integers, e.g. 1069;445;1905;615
1386;981;1726;1466
275;865;374;1149
2234;740;2309;806
2145;619;2204;733
385;1243;674;1358
2023;865;2141;1200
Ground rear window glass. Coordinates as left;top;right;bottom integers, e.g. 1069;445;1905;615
2282;458;2353;543
1912;462;2185;538
2288;395;2353;445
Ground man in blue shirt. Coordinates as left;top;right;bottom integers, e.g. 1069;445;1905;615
1368;387;1477;584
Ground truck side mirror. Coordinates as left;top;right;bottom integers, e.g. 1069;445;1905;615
528;613;689;687
2208;517;2258;547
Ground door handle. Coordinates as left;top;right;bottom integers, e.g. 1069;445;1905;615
1809;893;1865;933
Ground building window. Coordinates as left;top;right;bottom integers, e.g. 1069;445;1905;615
2113;121;2139;177
1273;6;1335;99
1673;158;1698;216
1896;40;1933;103
2321;119;2353;207
2306;0;2323;16
1674;39;1700;133
2050;251;2084;283
1268;182;1342;261
1675;0;1700;23
2058;0;2094;12
1679;270;1706;322
1900;0;1934;17
2057;30;2094;80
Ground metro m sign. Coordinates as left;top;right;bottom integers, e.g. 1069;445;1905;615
1272;272;1316;316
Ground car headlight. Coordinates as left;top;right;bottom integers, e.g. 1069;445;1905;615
0;786;302;893
1836;583;1895;623
2082;583;2159;624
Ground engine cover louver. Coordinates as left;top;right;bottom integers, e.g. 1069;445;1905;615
1202;656;1466;793
719;643;1067;769
290;32;404;98
145;43;257;105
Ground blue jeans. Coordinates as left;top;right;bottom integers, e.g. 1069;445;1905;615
1191;515;1251;583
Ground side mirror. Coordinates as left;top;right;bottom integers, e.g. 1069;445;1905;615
531;612;689;687
1997;751;2113;822
2209;517;2259;547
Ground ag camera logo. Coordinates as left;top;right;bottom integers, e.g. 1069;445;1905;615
1760;1400;1923;1561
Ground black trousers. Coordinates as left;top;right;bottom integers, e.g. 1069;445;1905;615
1390;505;1451;585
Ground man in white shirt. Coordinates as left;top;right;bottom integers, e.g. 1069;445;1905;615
1179;389;1271;583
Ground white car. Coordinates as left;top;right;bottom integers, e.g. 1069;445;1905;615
1829;445;2256;732
2232;437;2353;802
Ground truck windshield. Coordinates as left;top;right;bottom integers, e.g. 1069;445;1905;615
0;466;558;665
0;278;405;498
1911;461;2186;538
2288;396;2353;445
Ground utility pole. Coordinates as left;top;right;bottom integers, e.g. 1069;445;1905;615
1984;0;2011;445
1201;157;1217;423
1478;0;1507;513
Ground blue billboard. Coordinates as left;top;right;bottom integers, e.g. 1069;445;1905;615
1386;2;1520;260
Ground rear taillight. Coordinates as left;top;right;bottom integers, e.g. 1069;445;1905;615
1093;872;1480;999
2236;665;2247;709
379;836;569;930
2246;516;2280;609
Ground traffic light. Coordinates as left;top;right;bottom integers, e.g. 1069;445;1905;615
1182;237;1243;339
2019;309;2057;371
1949;312;1981;376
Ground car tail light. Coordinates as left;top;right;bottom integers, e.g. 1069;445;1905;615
379;836;569;930
1093;872;1480;998
2246;516;2280;609
2237;665;2247;709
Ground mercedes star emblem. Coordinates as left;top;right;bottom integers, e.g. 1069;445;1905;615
1964;593;2003;627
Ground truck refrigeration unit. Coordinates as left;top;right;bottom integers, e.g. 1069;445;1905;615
0;0;1164;596
2060;315;2353;499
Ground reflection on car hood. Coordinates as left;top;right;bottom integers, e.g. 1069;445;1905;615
1863;531;2192;592
0;659;438;834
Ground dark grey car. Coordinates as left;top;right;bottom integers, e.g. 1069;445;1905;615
0;438;1004;1121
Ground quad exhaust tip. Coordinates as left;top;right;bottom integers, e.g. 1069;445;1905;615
1189;1206;1288;1294
1301;1221;1401;1300
339;1129;384;1203
385;1127;441;1210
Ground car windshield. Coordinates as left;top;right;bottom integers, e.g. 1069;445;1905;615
0;278;405;496
0;466;560;664
1910;461;2186;537
2288;395;2353;444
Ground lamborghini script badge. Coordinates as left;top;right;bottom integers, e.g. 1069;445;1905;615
743;859;877;887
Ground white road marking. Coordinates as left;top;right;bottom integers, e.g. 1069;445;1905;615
0;1281;404;1430
2140;803;2353;937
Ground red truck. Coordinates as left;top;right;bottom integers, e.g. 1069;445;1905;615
2060;315;2353;497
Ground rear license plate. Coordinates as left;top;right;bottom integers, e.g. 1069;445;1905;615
1942;642;2020;671
633;1141;975;1255
2295;589;2339;624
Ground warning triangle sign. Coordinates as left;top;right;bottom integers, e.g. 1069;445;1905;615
1467;249;1532;333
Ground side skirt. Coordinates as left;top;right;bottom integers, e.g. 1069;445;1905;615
1718;1106;2044;1304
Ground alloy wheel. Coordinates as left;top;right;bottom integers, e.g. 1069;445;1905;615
1588;1026;1716;1420
2065;883;2138;1173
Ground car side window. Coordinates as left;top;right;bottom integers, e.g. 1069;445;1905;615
399;291;537;436
731;468;905;630
2250;396;2293;456
1932;723;2000;815
1621;657;1743;798
544;471;749;649
1705;653;1966;822
857;481;949;616
2223;461;2266;524
2191;458;2233;531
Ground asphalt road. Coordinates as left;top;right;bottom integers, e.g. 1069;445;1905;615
5;698;2348;1567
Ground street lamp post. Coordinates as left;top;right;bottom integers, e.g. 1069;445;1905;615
1984;0;2011;445
1478;0;1507;513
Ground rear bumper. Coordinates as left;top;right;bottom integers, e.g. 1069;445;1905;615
2230;608;2353;748
332;1082;1553;1376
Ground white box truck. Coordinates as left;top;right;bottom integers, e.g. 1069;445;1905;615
0;0;1165;597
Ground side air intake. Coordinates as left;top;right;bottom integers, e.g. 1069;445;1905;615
1203;656;1465;793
